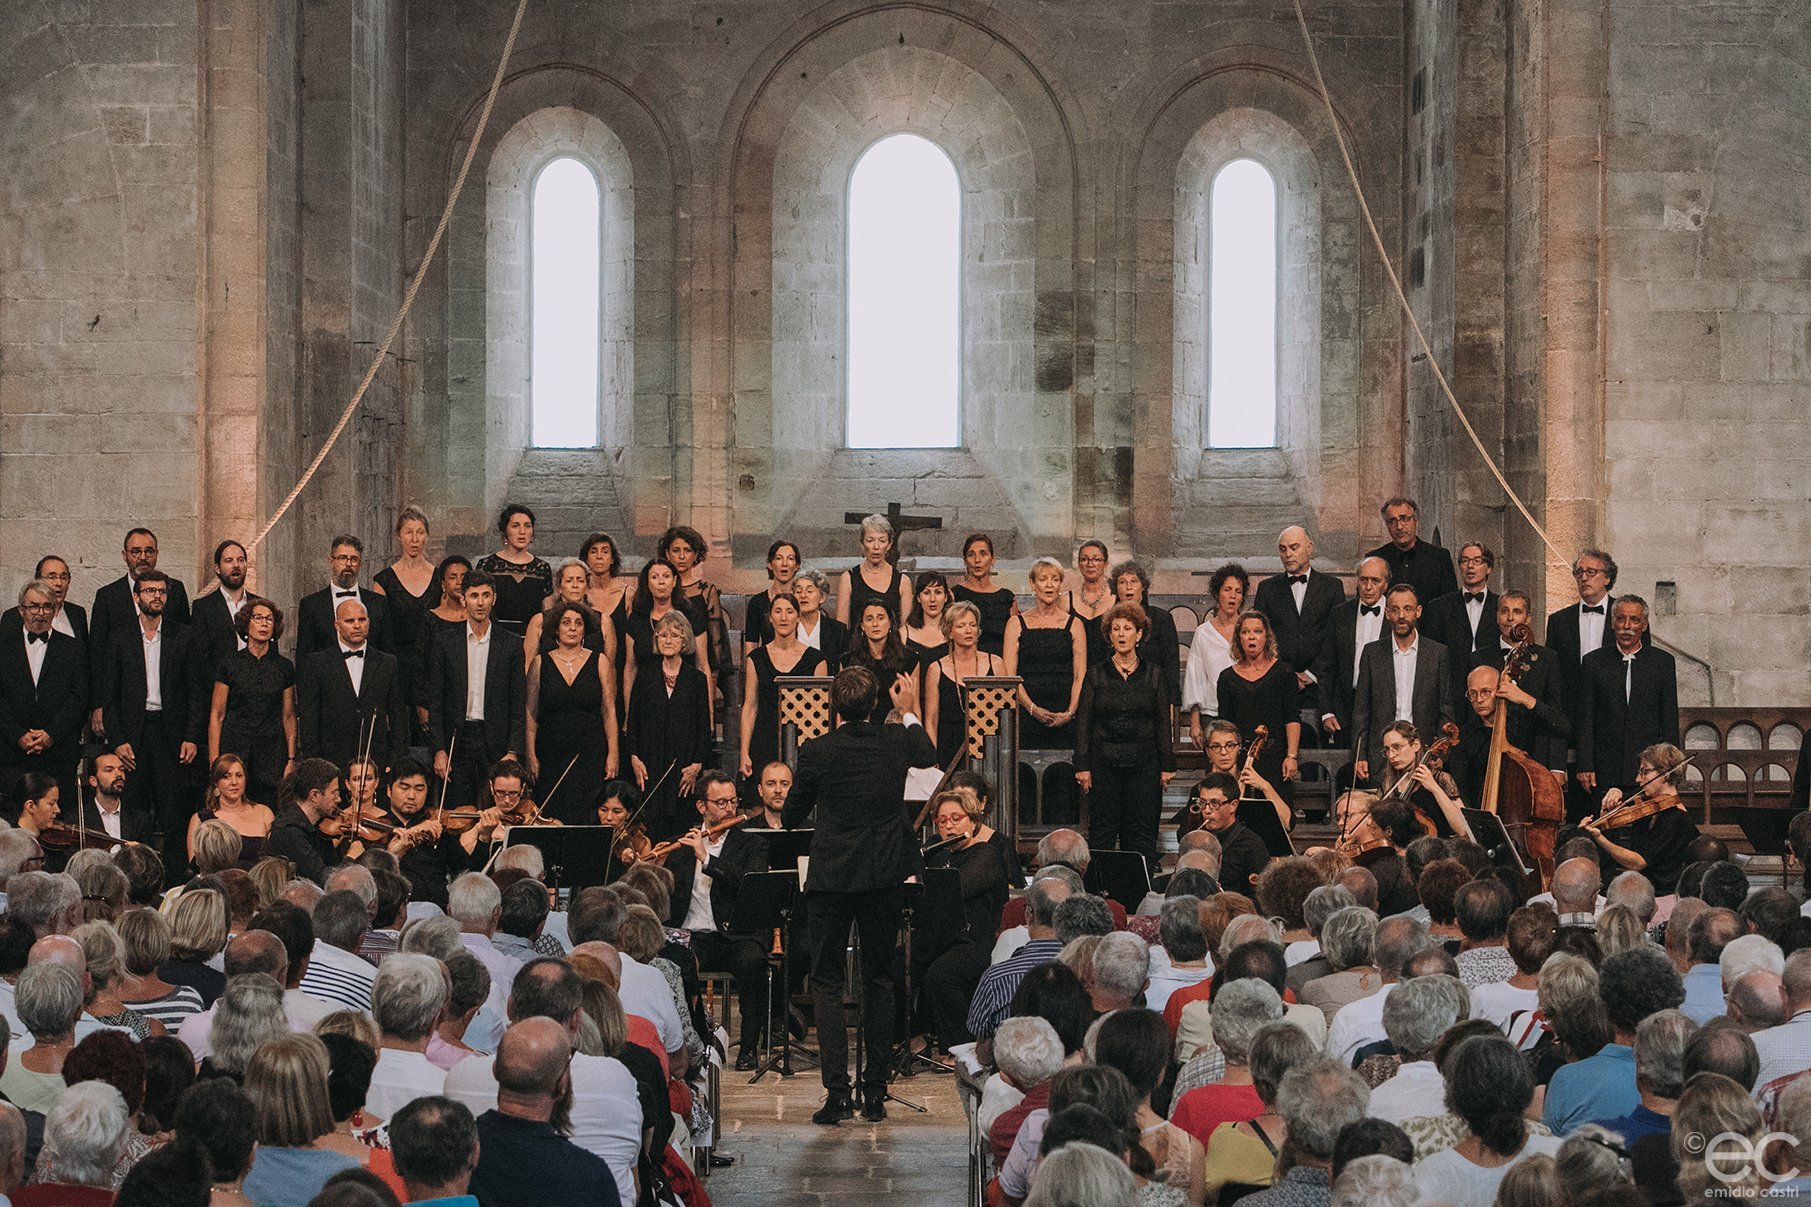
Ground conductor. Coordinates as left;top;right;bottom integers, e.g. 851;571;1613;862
783;665;938;1125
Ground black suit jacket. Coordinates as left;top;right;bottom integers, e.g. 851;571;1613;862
1311;599;1382;732
1545;598;1617;726
0;631;88;770
295;587;393;660
0;602;88;650
90;575;189;688
1366;539;1458;608
1578;644;1679;789
296;646;409;770
666;827;772;932
423;623;527;761
100;618;207;750
784;717;938;893
1468;641;1572;771
1350;632;1454;774
77;798;150;843
1253;568;1346;678
1424;589;1498;659
190;590;247;683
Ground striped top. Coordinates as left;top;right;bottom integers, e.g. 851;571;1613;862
295;939;377;1013
120;985;205;1030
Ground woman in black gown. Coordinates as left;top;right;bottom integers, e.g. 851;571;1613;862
837;514;912;625
526;601;619;826
843;601;919;725
624;611;714;840
522;558;613;663
372;506;438;724
950;533;1017;657
1003;557;1086;751
1110;560;1181;714
208;597;295;806
1214;610;1301;807
903;571;951;664
742;539;802;649
924;601;1004;761
620;558;712;711
737;594;826;780
918;786;1014;1049
474;503;553;636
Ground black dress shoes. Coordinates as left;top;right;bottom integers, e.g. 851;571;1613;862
861;1098;886;1122
811;1095;855;1125
734;1048;759;1072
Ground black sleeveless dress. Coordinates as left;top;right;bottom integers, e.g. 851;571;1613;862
1070;597;1112;669
1017;614;1080;750
374;566;438;710
532;650;607;825
746;645;827;771
845;562;905;620
474;554;553;635
951;584;1015;657
933;654;995;761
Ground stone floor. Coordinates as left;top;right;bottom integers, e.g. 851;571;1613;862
707;1047;971;1206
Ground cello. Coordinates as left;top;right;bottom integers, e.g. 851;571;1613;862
1478;624;1566;887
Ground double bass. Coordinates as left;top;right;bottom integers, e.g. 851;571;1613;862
1479;624;1566;887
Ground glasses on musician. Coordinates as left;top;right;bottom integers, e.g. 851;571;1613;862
1206;740;1240;751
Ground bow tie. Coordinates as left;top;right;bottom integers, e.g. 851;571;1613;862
334;589;358;599
342;649;365;660
25;632;47;645
1465;592;1484;604
1360;604;1381;617
1581;603;1604;614
1287;575;1308;586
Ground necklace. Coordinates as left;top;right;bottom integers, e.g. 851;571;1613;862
1078;584;1107;609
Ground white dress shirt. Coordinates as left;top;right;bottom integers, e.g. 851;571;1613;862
1577;599;1608;660
223;590;248;649
1464;592;1486;644
142;622;163;710
21;633;46;686
340;643;367;695
1367;1059;1447;1124
1352;603;1384;685
1623;651;1637;702
365;1047;448;1121
50;607;74;639
95;797;124;842
465;623;491;720
1391;635;1419;722
797;616;823;651
683;836;727;932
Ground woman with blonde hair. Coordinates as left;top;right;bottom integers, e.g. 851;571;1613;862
925;599;1006;761
187;754;273;869
248;856;292;910
68;855;127;924
618;904;706;1071
112;908;204;1026
1595;904;1648;960
160;886;229;1006
241;1032;363;1207
1004;557;1087;752
189;818;244;876
1673;1072;1771;1200
73;921;163;1038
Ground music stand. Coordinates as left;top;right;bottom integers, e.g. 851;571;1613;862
503;825;619;900
1084;850;1152;913
1460;809;1533;877
730;869;817;1082
747;828;814;874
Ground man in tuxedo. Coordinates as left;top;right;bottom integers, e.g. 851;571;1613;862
1546;548;1619;720
297;599;409;772
0;580;89;809
1424;542;1499;664
191;539;253;682
784;666;938;1124
1578;596;1679;800
99;570;207;878
1350;583;1453;785
0;556;89;649
424;570;526;810
1315;556;1390;739
1366;497;1458;607
295;535;393;660
89;528;191;739
1466;591;1571;777
1252;526;1345;693
664;770;776;1070
79;753;142;846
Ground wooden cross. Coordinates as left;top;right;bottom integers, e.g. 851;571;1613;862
844;501;943;554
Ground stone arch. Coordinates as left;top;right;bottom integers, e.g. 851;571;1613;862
723;7;1081;563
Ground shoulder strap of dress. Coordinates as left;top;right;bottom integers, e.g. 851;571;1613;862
1246;1118;1280;1155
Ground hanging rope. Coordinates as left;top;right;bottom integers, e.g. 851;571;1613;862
247;0;532;554
1289;0;1573;572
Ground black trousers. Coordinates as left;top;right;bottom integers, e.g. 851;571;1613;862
1087;757;1162;867
448;721;492;810
121;711;195;882
806;886;901;1099
691;929;773;1048
921;938;990;1048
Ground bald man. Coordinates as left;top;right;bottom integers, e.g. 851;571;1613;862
296;595;408;771
294;535;392;660
1253;526;1346;692
470;1017;619;1207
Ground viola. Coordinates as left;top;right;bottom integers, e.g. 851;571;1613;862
1381;721;1461;837
35;823;122;853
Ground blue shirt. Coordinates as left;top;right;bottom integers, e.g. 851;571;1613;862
1543;1043;1638;1135
1680;963;1725;1024
242;1145;362;1207
411;1198;479;1207
471;1110;620;1207
967;939;1064;1040
1597;1102;1671;1144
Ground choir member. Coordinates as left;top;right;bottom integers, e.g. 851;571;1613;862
1546;547;1619;729
1074;602;1176;867
1314;556;1390;741
372;507;439;712
659;525;730;685
925;601;1004;761
1252;526;1345;690
423;570;527;810
416;555;470;726
1183;562;1250;744
295;599;408;772
1110;561;1181;711
1424;541;1499;663
1066;540;1114;668
191;540;251;683
0;578;88;811
295;534;393;659
1215;611;1301;802
902;571;951;663
791;570;846;668
1003;558;1085;752
627;612;714;836
844;602;919;725
522;559;614;663
1367;497;1458;606
620;558;711;708
836;514;913;625
1577;595;1679;798
525;600;619;827
742;539;802;649
579;532;632;624
91;529;192;723
951;533;1017;658
473;504;553;636
0;555;87;648
208;597;296;805
1350;584;1454;785
738;594;825;780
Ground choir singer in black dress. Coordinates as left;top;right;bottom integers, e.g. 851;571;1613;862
1215;611;1301;804
784;666;938;1125
1074;603;1176;868
625;612;713;839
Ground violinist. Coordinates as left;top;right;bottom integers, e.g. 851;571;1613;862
186;754;273;868
82;753;141;845
920;786;1015;1050
1181;772;1270;893
663;770;772;1070
597;780;652;865
8;771;61;844
454;760;533;858
381;758;460;909
1582;742;1698;894
1331;790;1421;916
264;757;344;885
1377;722;1471;840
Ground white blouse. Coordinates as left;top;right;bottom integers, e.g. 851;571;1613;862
1182;619;1235;714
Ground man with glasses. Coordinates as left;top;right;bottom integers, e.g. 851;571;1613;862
0;557;88;650
88;528;190;739
1425;542;1500;663
1462;591;1571;779
99;570;207;879
0;580;88;810
1315;556;1392;742
1365;497;1458;608
1184;772;1270;892
296;534;393;659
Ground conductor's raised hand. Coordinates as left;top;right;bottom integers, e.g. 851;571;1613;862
889;672;920;717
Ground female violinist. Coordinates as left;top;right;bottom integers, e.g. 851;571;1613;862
8;772;62;844
1582;742;1698;893
1377;722;1472;840
597;781;655;867
1330;789;1422;917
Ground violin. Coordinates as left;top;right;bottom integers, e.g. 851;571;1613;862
1381;721;1461;836
1331;790;1392;859
612;822;655;865
35;823;121;853
320;808;401;845
1590;755;1695;832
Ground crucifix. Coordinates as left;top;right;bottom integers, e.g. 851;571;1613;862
843;501;943;556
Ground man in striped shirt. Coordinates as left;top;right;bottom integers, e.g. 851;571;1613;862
297;889;378;1013
967;877;1073;1049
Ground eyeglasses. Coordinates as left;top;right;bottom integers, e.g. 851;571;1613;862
20;603;53;613
1466;688;1495;700
1458;556;1489;567
491;789;523;801
138;587;168;597
1206;741;1241;752
1573;567;1607;579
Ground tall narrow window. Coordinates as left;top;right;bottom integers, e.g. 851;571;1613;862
531;156;600;448
1208;158;1278;448
847;134;960;449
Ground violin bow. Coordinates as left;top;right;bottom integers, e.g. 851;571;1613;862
520;754;580;827
620;757;680;836
341;712;377;854
434;729;458;825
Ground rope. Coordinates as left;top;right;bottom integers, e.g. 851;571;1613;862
247;0;533;554
1289;0;1572;572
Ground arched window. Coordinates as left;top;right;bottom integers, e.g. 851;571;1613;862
1208;158;1278;448
846;133;961;449
530;156;601;448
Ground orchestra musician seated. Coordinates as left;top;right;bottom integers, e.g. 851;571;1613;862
1581;743;1699;895
1374;721;1471;841
918;786;1016;1054
1328;791;1423;917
